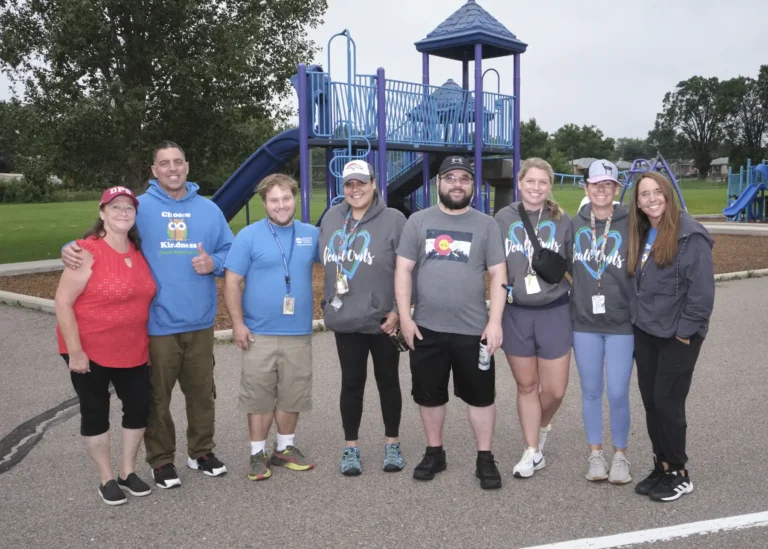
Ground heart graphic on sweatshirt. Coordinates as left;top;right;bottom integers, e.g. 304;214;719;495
507;221;556;257
574;227;622;279
328;229;371;279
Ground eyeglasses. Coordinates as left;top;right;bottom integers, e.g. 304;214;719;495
107;204;136;214
442;175;472;184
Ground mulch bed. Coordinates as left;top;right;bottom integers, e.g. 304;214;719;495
3;234;768;332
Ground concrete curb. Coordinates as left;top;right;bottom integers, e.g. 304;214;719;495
0;259;64;277
5;268;768;343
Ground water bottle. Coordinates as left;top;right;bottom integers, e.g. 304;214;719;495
478;339;490;371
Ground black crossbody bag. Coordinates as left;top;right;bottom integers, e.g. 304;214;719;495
518;203;567;285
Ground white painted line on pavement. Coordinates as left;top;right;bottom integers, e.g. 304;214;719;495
519;511;768;549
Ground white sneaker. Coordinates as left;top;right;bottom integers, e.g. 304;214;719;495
539;424;552;453
608;452;632;484
513;447;545;479
586;450;609;481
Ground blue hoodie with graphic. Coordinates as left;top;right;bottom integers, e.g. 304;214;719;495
137;180;234;336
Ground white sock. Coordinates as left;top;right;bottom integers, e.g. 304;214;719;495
276;433;295;451
534;450;543;461
250;440;266;455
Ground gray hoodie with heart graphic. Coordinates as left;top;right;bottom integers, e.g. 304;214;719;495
571;203;632;335
318;192;406;334
494;202;572;307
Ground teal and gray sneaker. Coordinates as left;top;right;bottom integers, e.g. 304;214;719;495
340;447;362;476
383;443;404;472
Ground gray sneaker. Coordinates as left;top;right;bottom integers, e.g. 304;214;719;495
586;450;608;481
608;452;632;484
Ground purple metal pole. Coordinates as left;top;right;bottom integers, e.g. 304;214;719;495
376;68;387;203
463;58;469;143
513;53;521;202
474;44;483;210
422;53;430;206
298;63;310;222
325;149;334;204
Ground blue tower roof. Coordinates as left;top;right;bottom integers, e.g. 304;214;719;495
415;0;527;60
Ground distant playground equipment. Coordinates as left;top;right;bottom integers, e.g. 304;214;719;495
724;159;768;222
211;0;526;223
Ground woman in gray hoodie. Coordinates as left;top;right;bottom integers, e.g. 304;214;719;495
571;160;634;485
627;171;714;503
494;158;573;479
318;160;407;477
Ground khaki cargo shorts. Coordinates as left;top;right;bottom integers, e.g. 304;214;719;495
238;334;313;415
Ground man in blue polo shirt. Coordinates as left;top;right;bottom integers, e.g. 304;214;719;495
223;173;318;482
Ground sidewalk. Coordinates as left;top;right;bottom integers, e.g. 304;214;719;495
0;259;63;277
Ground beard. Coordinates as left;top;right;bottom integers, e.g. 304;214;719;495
438;186;474;210
267;209;295;226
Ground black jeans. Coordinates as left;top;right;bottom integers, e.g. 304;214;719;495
633;327;704;470
334;332;402;441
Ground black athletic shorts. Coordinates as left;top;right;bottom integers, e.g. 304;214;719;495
409;326;495;408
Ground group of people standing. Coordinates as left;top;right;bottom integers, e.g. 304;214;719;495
54;143;714;506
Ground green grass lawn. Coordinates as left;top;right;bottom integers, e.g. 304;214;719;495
0;180;730;264
0;194;328;264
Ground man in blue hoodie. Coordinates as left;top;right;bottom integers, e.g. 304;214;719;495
62;141;234;489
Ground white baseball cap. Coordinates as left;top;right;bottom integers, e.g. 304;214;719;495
342;160;374;185
586;160;620;185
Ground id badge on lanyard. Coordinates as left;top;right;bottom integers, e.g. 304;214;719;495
332;210;361;305
267;220;296;316
591;212;612;315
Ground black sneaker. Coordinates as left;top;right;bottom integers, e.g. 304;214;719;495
413;448;447;481
117;473;152;496
475;453;502;490
634;460;665;495
99;480;127;506
152;463;182;489
187;452;227;477
648;470;693;502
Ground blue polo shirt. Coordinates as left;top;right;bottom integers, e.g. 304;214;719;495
225;219;318;335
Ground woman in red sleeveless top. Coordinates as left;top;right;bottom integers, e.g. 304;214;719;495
55;186;156;506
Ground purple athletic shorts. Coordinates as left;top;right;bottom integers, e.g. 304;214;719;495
501;297;572;359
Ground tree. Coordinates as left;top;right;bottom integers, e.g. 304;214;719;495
519;118;550;159
0;0;327;191
551;124;615;161
646;120;689;160
655;76;726;177
721;72;767;165
614;137;649;161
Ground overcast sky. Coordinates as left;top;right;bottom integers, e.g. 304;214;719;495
1;0;765;139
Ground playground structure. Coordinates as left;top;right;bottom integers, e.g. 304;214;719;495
211;0;526;223
724;159;768;222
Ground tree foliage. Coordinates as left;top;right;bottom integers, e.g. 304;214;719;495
614;137;649;161
551;124;615;160
655;76;726;176
0;0;327;191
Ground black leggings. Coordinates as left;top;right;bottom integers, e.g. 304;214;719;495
62;354;151;437
334;332;402;441
633;327;703;471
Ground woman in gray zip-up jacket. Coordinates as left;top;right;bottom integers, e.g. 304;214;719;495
627;171;714;503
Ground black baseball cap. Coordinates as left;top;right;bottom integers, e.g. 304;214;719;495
439;155;474;177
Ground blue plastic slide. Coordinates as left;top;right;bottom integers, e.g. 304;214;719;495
212;128;300;221
723;183;766;218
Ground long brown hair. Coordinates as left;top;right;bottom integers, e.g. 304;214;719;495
83;208;142;251
517;157;563;220
627;171;681;276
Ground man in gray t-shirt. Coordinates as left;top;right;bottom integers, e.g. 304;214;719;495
395;155;507;491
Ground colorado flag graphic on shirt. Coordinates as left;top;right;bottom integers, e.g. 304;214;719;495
425;229;473;263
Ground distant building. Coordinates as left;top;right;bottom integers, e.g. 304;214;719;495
710;157;729;181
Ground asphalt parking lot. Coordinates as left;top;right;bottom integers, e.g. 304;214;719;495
1;277;767;548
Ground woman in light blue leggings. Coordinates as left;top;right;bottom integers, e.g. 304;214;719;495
570;160;635;484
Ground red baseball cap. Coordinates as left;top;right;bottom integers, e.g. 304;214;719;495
99;186;139;209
